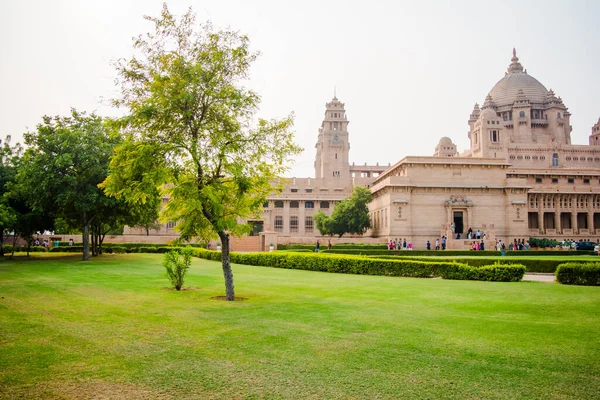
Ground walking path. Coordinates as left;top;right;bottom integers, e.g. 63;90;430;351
523;273;555;283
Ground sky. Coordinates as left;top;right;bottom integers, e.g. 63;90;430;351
1;0;599;178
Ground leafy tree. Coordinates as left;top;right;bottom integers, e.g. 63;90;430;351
15;110;123;260
0;136;23;256
101;5;301;300
315;187;372;238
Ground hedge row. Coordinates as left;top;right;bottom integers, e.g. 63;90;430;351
555;263;600;286
190;249;525;282
278;243;388;251
49;245;192;254
369;255;596;273
321;249;596;257
2;245;47;253
440;263;526;282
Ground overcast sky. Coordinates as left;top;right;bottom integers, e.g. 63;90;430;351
1;0;599;177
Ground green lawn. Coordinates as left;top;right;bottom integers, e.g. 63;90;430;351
1;253;599;399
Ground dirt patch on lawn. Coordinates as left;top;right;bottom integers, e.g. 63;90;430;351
210;296;248;301
4;379;172;400
161;286;201;291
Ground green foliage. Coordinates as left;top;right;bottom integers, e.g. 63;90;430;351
439;262;526;282
528;237;559;248
371;255;591;273
556;263;600;286
3;245;46;253
188;249;525;281
314;187;371;237
13;110;126;260
101;5;302;300
163;248;193;291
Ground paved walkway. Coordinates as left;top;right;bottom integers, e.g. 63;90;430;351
523;273;555;283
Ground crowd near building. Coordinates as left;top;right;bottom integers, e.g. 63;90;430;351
126;49;600;250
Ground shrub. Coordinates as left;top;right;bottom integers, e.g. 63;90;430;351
439;262;526;282
163;248;193;291
555;263;600;286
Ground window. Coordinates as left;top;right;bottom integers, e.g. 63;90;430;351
305;216;314;233
519;111;525;118
503;114;508;121
290;201;299;208
491;130;499;142
305;201;314;209
552;153;559;167
557;112;561;118
263;201;269;208
568;178;574;184
167;221;176;229
552;178;558;183
274;200;284;208
274;216;283;232
320;201;330;209
305;188;312;193
290;216;298;233
335;153;337;159
535;178;542;183
291;188;298;193
584;178;590;184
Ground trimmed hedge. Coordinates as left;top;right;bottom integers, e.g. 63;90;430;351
190;249;524;282
555;263;600;286
440;263;526;282
322;249;595;257
278;243;388;251
2;245;47;253
370;255;597;273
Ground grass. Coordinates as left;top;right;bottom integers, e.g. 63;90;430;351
0;253;599;399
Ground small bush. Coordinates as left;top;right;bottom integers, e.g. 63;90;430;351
163;248;193;291
439;262;525;282
556;263;600;286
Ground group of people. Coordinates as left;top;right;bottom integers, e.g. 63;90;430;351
387;238;412;250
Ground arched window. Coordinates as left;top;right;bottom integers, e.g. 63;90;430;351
519;111;525;118
290;201;299;208
320;201;330;209
557;112;561;118
305;201;314;209
552;153;559;167
274;200;284;208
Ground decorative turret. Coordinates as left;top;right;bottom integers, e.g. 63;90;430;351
507;48;524;74
482;94;496;110
469;103;481;122
589;118;600;146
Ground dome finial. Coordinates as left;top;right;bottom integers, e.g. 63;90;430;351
507;48;524;73
333;86;337;100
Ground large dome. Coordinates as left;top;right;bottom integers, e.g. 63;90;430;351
487;50;548;107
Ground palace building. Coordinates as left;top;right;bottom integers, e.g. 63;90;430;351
125;49;600;250
264;49;600;248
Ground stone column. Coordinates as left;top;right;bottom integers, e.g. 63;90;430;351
283;201;290;234
538;194;544;232
299;202;306;235
572;196;578;234
587;195;594;233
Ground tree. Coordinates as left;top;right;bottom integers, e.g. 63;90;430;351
101;4;301;300
315;187;372;238
15;110;123;260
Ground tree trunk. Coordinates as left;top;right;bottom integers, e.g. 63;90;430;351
10;233;17;259
82;212;90;261
218;231;235;301
146;226;149;236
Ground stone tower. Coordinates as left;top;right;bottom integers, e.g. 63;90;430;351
314;95;351;183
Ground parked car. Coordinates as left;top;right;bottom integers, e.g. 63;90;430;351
575;241;596;251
